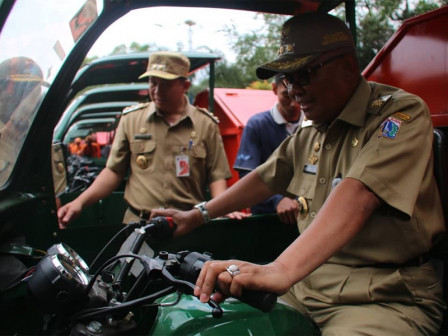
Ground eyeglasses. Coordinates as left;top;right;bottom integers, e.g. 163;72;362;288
281;54;346;89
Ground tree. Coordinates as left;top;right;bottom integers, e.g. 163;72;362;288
355;6;395;69
188;52;246;98
221;13;288;88
110;42;161;55
353;0;447;69
85;1;447;88
226;1;447;80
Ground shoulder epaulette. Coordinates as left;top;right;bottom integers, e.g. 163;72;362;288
196;106;219;123
368;94;392;115
122;102;150;115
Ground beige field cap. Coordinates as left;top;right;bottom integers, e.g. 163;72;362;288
139;51;190;80
256;12;355;79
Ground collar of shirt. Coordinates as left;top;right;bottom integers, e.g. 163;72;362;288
308;77;371;132
270;104;301;135
333;77;372;128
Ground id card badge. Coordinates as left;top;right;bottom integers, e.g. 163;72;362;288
175;155;190;177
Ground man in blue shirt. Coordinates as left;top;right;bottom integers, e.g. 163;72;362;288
233;73;302;224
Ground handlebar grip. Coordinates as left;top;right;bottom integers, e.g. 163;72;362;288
238;289;277;312
178;252;277;312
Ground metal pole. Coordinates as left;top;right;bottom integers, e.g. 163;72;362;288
209;60;215;113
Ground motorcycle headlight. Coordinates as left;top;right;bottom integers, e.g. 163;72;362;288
46;243;89;272
28;253;89;310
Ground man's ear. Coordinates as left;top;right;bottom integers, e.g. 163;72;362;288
340;54;358;81
183;79;192;92
272;82;278;95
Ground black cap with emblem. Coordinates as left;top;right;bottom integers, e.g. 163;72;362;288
256;12;355;79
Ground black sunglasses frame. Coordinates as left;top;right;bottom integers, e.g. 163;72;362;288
281;53;347;89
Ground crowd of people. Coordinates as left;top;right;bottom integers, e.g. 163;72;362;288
57;12;446;335
149;12;446;336
68;135;102;158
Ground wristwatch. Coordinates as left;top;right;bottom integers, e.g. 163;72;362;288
194;201;211;224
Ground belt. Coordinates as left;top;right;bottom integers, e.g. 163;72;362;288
128;205;151;220
355;253;431;269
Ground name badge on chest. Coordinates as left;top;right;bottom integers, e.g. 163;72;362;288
303;164;317;175
176;155;190;177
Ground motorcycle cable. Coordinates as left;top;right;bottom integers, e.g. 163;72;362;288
84;253;150;295
71;286;175;321
89;222;141;271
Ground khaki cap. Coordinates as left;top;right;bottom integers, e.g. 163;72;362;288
139;51;190;80
256;12;355;79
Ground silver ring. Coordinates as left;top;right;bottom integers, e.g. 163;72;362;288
226;264;241;278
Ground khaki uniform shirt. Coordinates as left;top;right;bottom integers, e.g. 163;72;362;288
107;96;231;222
257;78;445;308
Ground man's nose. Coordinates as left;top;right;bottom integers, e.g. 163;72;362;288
290;99;301;108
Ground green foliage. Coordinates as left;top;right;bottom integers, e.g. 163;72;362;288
413;0;444;15
110;42;162;55
86;1;447;88
247;80;272;90
222;13;289;88
81;55;99;67
356;13;395;69
188;58;246;98
355;0;446;69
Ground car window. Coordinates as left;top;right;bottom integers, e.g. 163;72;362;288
0;0;103;187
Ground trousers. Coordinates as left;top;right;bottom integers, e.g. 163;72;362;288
280;262;445;335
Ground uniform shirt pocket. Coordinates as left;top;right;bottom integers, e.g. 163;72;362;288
130;140;156;171
191;142;206;159
288;173;316;206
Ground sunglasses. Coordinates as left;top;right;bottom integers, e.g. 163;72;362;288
281;54;346;89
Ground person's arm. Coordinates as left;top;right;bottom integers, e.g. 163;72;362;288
209;179;227;198
57;167;125;228
194;178;381;302
150;170;275;236
273;177;380;284
205;170;274;219
209;179;250;220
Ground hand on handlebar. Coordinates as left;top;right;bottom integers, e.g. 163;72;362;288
150;208;202;237
194;260;292;309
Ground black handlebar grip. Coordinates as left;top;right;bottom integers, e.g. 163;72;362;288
179;252;277;312
215;279;277;312
238;289;277;312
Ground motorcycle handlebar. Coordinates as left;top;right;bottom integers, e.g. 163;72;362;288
178;251;277;313
28;217;277;326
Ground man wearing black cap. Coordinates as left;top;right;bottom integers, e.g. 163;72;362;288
58;51;234;227
152;13;445;335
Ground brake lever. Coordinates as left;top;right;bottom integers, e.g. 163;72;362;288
160;266;223;318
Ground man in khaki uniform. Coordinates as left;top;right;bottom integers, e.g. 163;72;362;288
152;13;446;335
58;51;232;227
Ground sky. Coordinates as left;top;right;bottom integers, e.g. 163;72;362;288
87;7;268;63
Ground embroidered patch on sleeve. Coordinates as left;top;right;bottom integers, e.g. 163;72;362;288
379;117;401;139
392;112;411;121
